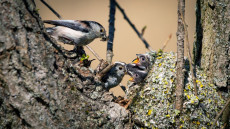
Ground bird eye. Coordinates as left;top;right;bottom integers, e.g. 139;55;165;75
100;28;104;32
119;66;123;70
141;57;145;61
135;74;139;77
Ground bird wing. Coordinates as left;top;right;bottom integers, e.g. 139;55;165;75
43;20;90;33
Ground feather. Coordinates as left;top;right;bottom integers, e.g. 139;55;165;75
44;20;90;33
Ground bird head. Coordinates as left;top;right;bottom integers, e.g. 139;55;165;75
114;62;127;76
126;63;148;83
89;21;107;41
132;54;150;70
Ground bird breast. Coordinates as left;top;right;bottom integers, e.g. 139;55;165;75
54;26;95;46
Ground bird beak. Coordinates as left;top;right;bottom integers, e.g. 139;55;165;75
132;58;139;64
129;77;134;82
101;35;107;41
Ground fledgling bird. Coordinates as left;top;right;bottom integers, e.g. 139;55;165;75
126;63;149;84
44;20;107;46
132;54;150;70
101;62;126;90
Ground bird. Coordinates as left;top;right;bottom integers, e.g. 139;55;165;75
44;20;107;47
101;62;127;90
126;63;149;84
132;54;150;71
122;61;150;110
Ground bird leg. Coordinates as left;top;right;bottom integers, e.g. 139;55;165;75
123;99;133;109
114;96;130;108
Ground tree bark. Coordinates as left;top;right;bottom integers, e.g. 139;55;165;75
194;0;230;89
194;0;230;128
0;0;128;128
175;0;185;127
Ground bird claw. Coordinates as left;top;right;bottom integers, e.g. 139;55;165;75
114;96;132;109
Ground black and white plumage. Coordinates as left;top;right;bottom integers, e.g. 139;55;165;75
101;62;126;90
132;54;150;71
44;20;107;46
126;63;149;84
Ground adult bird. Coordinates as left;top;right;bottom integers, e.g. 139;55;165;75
44;20;107;48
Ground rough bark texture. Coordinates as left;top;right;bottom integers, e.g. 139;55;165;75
194;0;230;128
0;0;129;128
175;0;185;114
194;0;230;88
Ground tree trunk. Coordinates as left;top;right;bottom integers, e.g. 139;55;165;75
194;0;230;89
194;0;230;128
0;0;128;128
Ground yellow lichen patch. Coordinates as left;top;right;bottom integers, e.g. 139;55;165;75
157;56;162;59
191;100;195;104
187;84;191;90
166;114;170;118
187;95;190;99
164;81;168;85
200;84;204;88
147;109;152;116
158;63;162;67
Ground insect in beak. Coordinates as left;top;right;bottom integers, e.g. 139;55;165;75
101;35;108;41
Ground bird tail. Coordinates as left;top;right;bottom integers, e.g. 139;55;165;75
43;20;54;25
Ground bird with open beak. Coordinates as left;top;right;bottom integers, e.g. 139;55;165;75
126;63;149;84
132;54;150;71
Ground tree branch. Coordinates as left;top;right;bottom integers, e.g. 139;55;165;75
40;0;62;19
161;33;172;51
175;0;185;127
85;45;102;61
180;11;198;96
106;0;116;64
210;97;230;129
115;1;153;51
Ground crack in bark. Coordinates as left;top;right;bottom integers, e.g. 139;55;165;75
10;104;32;127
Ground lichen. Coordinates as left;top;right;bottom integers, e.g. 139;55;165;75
129;51;229;128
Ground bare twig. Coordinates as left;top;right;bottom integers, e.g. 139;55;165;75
40;0;62;19
85;45;102;61
99;64;114;76
40;0;102;61
115;1;153;51
95;63;114;81
161;33;172;51
141;26;147;36
180;10;198;96
106;0;116;64
210;97;230;129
